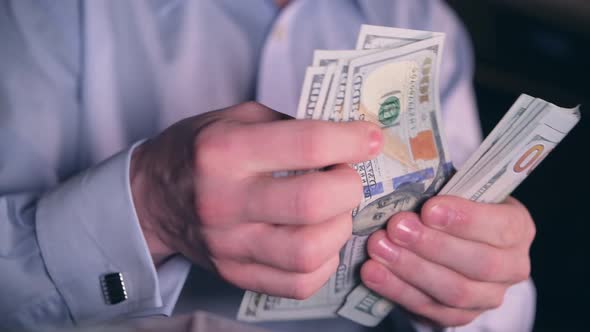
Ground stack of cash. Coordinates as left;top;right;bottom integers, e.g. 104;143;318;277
439;94;580;202
238;25;581;326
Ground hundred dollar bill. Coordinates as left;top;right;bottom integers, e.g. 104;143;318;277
440;94;581;202
326;58;358;122
311;25;440;124
239;25;584;327
338;94;581;326
290;66;337;176
313;50;376;122
335;286;394;327
337;35;453;326
238;26;454;325
238;283;341;322
312;64;337;120
348;35;451;251
356;24;443;50
444;96;565;195
237;291;264;322
312;50;372;67
442;95;549;194
313;23;441;123
296;66;331;120
238;53;367;322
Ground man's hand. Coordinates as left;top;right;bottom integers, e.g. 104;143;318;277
361;196;536;327
130;102;383;299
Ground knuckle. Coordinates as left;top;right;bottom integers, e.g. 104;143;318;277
201;232;222;257
526;217;537;244
242;101;265;110
501;208;535;247
476;251;503;281
329;217;353;250
297;123;325;165
497;222;520;247
211;260;231;281
341;168;364;206
291;235;321;273
293;184;323;223
445;283;473;309
194;125;238;171
195;196;224;224
290;275;317;300
238;101;274;115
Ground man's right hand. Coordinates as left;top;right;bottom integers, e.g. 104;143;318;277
130;102;383;299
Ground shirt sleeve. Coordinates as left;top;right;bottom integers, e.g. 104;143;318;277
410;280;536;332
0;1;190;329
0;143;191;330
35;143;191;324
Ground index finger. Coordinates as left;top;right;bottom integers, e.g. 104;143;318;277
235;120;383;172
420;196;535;248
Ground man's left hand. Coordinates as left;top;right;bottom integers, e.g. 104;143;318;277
361;196;536;327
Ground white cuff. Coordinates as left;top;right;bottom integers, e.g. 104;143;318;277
36;143;189;324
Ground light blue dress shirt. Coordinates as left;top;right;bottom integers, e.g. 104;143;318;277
0;1;534;331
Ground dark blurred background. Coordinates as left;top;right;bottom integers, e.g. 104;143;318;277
446;1;589;331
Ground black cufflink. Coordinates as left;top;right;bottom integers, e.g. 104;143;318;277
101;272;128;305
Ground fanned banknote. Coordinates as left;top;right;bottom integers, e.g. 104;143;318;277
239;24;452;325
238;25;582;326
337;30;451;327
440;94;581;202
337;95;581;326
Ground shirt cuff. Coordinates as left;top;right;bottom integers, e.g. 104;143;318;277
36;142;188;325
132;255;191;318
409;279;536;332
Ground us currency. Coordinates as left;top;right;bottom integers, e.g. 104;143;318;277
335;28;450;325
313;50;376;122
440;94;581;202
337;35;453;326
238;26;453;325
355;24;443;50
312;24;441;123
238;284;340;322
441;95;550;195
295;66;334;120
238;25;582;327
337;93;581;326
237;291;264;322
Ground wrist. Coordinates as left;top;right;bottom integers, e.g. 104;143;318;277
130;141;176;266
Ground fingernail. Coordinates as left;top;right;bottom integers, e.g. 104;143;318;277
428;204;456;229
392;217;421;246
374;238;400;264
369;129;383;156
365;264;387;284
